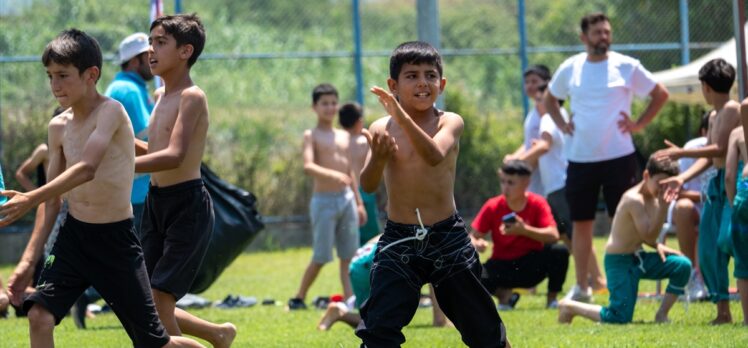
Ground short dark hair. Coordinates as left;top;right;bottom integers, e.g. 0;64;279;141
523;64;551;81
500;160;532;177
339;102;363;129
311;83;338;104
150;13;205;67
580;12;609;34
42;29;102;82
698;58;735;94
389;41;443;80
646;156;679;177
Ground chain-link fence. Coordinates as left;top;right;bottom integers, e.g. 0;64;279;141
1;0;744;220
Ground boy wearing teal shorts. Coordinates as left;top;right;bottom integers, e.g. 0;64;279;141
558;156;691;324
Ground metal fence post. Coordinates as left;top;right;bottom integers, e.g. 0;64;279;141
175;0;182;13
417;0;443;109
679;0;690;65
518;0;529;119
733;0;747;99
352;0;364;106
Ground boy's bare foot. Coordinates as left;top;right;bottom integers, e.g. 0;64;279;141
557;300;574;324
654;313;670;323
318;302;347;331
710;315;732;325
210;323;236;348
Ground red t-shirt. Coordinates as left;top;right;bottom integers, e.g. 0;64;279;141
471;192;556;260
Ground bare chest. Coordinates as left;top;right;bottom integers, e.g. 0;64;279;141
149;98;180;147
62;118;97;164
313;132;349;162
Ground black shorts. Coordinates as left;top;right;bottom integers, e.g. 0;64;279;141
141;179;214;300
25;214;169;348
565;153;639;221
547;188;572;238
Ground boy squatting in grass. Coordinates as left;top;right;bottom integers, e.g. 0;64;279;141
558;155;692;324
134;14;236;347
0;29;202;348
355;41;509;348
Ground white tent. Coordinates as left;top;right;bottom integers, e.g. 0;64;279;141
653;23;747;104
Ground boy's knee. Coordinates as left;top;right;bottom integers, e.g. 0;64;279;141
600;307;632;324
28;304;55;331
675;198;695;212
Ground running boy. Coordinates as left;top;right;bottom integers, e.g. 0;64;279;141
558;156;691;324
0;29;200;347
288;85;364;310
339;101;380;245
135;14;236;346
355;41;508;347
657;58;740;324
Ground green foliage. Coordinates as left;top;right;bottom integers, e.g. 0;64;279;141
1;0;740;218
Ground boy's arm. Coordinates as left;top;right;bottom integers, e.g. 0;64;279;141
516;132;552;165
658;106;740;161
742;98;748;149
660;157;712;202
0;104;123;225
725;130;740;205
134;138;148;156
469;229;489;253
360;121;397;193
5;119;67;305
370;87;463;166
135;89;204;173
543;90;573;135
14;144;48;191
301;130;351;185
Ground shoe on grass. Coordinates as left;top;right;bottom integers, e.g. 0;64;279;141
287;297;307;310
563;285;592;303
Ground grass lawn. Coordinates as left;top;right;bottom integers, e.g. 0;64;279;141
1;237;747;347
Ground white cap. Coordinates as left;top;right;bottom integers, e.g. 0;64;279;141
117;32;149;64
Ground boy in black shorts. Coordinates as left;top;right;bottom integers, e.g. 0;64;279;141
356;41;509;347
135;14;236;346
0;29;201;347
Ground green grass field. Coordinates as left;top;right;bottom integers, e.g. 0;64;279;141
1;237;747;347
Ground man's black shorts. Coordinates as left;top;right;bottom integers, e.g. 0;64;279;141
141;179;214;300
25;214;169;347
565;153;639;221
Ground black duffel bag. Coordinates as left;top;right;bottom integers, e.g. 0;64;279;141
189;164;264;293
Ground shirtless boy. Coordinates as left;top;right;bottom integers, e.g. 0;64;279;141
0;29;201;348
135;14;235;346
339;101;380;245
657;58;740;324
354;41;508;348
288;85;364;310
558;156;691;324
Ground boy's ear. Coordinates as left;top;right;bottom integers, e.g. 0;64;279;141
439;76;447;93
386;78;397;96
179;44;195;62
642;169;650;181
83;66;100;85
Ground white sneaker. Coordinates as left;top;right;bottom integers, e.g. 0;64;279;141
563;285;592;303
687;271;707;300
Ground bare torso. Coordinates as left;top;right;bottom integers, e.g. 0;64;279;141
59;101;135;223
605;183;665;254
147;86;208;187
377;112;459;225
709;102;742;169
309;127;352;193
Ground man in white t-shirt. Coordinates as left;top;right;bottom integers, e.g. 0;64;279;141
543;12;670;302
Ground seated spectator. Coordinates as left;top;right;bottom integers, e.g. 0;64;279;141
470;160;569;309
558;156;691;324
317;235;449;330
